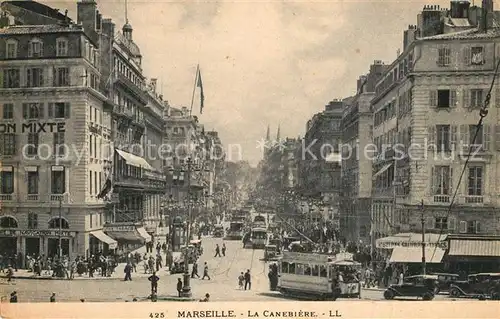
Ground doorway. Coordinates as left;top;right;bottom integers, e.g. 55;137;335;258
0;237;17;256
25;237;41;258
47;238;69;258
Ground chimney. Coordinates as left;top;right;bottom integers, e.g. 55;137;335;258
450;0;470;19
480;0;494;32
77;0;98;42
419;4;444;37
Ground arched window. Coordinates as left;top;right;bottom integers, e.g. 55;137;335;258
56;37;68;57
0;216;18;228
48;217;69;229
28;38;44;58
6;39;18;59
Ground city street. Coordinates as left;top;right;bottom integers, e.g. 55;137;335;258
0;237;459;303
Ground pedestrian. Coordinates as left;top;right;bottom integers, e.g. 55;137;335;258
6;265;14;282
244;269;251;290
202;262;211;280
199;293;210;302
238;272;244;289
191;261;200;278
50;293;56;302
399;271;404;285
222;243;226;257
176;278;183;297
156;243;161;256
148;256;155;274
214;244;221;257
124;262;133;281
148;272;160;295
9;291;17;303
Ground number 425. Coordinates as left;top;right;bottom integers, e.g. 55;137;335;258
149;313;165;318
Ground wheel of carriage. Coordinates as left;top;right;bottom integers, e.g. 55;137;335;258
383;289;395;300
422;292;434;301
449;287;460;298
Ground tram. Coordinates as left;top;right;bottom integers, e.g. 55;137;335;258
252;214;267;229
226;215;246;240
243;227;268;249
277;251;361;300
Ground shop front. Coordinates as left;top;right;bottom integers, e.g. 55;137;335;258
104;224;152;256
89;230;118;256
376;233;449;275
445;235;500;275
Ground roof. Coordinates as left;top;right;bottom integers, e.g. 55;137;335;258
1;1;70;22
421;27;500;41
447;18;471;28
0;24;83;35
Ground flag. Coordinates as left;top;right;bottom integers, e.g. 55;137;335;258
197;68;205;114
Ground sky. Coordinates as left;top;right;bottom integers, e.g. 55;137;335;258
39;0;453;165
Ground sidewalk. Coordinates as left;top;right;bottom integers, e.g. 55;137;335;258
0;244;181;281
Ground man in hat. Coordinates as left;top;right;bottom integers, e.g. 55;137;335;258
9;291;17;303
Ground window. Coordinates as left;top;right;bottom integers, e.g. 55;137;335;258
0;170;14;194
26;68;44;87
469;124;483;150
48;218;69;229
6;40;17;59
437;90;450;108
27;169;39;194
468;166;483;196
435;217;448;230
56;38;68;57
437;47;451;66
3;69;20;88
90;170;93;195
471;46;484;65
27;133;39;156
51;168;66;194
467;220;480;234
27;212;38;229
49;102;70;119
28;39;44;58
436;125;451;151
470;89;483;108
22;103;44;119
94;171;98;196
433;166;452;195
54;67;69;86
2;103;13;119
0;134;16;156
53;132;65;156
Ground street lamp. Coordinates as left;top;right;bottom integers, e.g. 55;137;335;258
180;157;193;298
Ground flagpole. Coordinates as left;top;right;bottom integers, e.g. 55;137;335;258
189;64;200;116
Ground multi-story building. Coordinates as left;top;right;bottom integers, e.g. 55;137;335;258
0;0;112;261
371;0;500;256
340;61;386;244
298;101;342;225
95;1;165;248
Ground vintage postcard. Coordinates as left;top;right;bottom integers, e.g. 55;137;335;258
0;0;499;318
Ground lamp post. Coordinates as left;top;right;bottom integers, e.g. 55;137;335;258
181;157;193;298
58;197;63;260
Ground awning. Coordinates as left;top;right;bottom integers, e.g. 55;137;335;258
90;230;118;249
137;227;152;243
448;239;500;257
116;149;153;170
372;163;393;179
389;247;445;263
376;233;448;249
106;230;144;243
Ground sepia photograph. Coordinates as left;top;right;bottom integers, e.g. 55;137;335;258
0;0;500;317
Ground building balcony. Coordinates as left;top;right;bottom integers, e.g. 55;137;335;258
50;193;69;203
115;73;149;104
26;194;39;201
0;194;15;201
115;175;165;191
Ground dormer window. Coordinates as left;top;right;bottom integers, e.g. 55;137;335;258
28;38;44;58
6;39;18;59
56;38;68;57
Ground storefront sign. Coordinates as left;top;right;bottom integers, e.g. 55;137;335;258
0;122;66;134
377;240;448;250
104;225;136;232
19;230;75;237
0;229;18;236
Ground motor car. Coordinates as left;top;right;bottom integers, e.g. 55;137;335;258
264;244;279;261
383;274;438;301
430;273;460;294
449;273;500;300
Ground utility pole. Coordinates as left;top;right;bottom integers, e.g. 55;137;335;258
420;199;426;275
181;157;193;298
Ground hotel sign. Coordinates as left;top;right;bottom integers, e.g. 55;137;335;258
377;240;448;250
0;229;75;237
0;122;66;134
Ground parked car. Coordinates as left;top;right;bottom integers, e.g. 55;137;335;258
430;273;460;294
449;273;500;300
383;274;438;301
